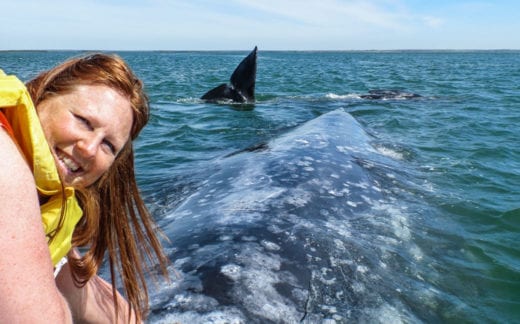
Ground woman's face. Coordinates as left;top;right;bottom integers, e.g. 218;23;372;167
37;84;133;188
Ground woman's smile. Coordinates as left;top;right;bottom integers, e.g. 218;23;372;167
56;149;81;173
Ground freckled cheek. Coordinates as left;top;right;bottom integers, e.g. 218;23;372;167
48;124;77;145
93;157;116;177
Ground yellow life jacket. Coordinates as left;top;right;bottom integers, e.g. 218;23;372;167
0;69;83;266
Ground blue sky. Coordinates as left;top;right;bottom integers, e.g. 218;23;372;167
1;0;519;50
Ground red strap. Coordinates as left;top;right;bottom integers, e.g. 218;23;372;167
0;111;15;138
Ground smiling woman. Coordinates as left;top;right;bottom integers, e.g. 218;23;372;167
0;53;168;323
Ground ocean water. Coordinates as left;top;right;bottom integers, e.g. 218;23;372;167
1;50;519;323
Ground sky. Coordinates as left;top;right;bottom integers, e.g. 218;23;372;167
1;0;519;51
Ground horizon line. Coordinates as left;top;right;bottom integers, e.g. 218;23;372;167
2;48;520;53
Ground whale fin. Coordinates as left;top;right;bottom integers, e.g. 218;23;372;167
230;46;257;101
201;46;257;103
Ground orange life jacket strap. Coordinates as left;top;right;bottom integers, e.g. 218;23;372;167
0;110;15;138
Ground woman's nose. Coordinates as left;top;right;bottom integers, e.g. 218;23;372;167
76;134;101;158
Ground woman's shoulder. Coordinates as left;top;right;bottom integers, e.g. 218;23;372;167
0;128;36;205
0;69;39;224
0;122;70;320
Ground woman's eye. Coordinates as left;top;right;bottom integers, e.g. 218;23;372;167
103;140;116;155
75;114;92;130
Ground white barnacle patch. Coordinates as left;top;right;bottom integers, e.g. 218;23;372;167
296;159;313;167
261;240;281;251
229;244;301;323
361;194;373;204
321;305;338;314
356;265;369;274
333;239;346;251
267;224;283;234
369;203;413;241
328;189;347;197
221;264;242;281
336;145;355;155
409;244;424;261
294;138;309;146
324;219;352;239
330;173;340;179
318;267;337;285
296;157;315;172
283;188;312;208
351;281;366;293
347;201;358;207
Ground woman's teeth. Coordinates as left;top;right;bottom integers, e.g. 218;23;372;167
58;153;80;172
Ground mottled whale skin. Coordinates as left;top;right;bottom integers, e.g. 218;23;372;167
201;46;257;103
150;109;423;323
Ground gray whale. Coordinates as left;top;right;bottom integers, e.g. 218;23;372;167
360;89;421;100
150;109;427;323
